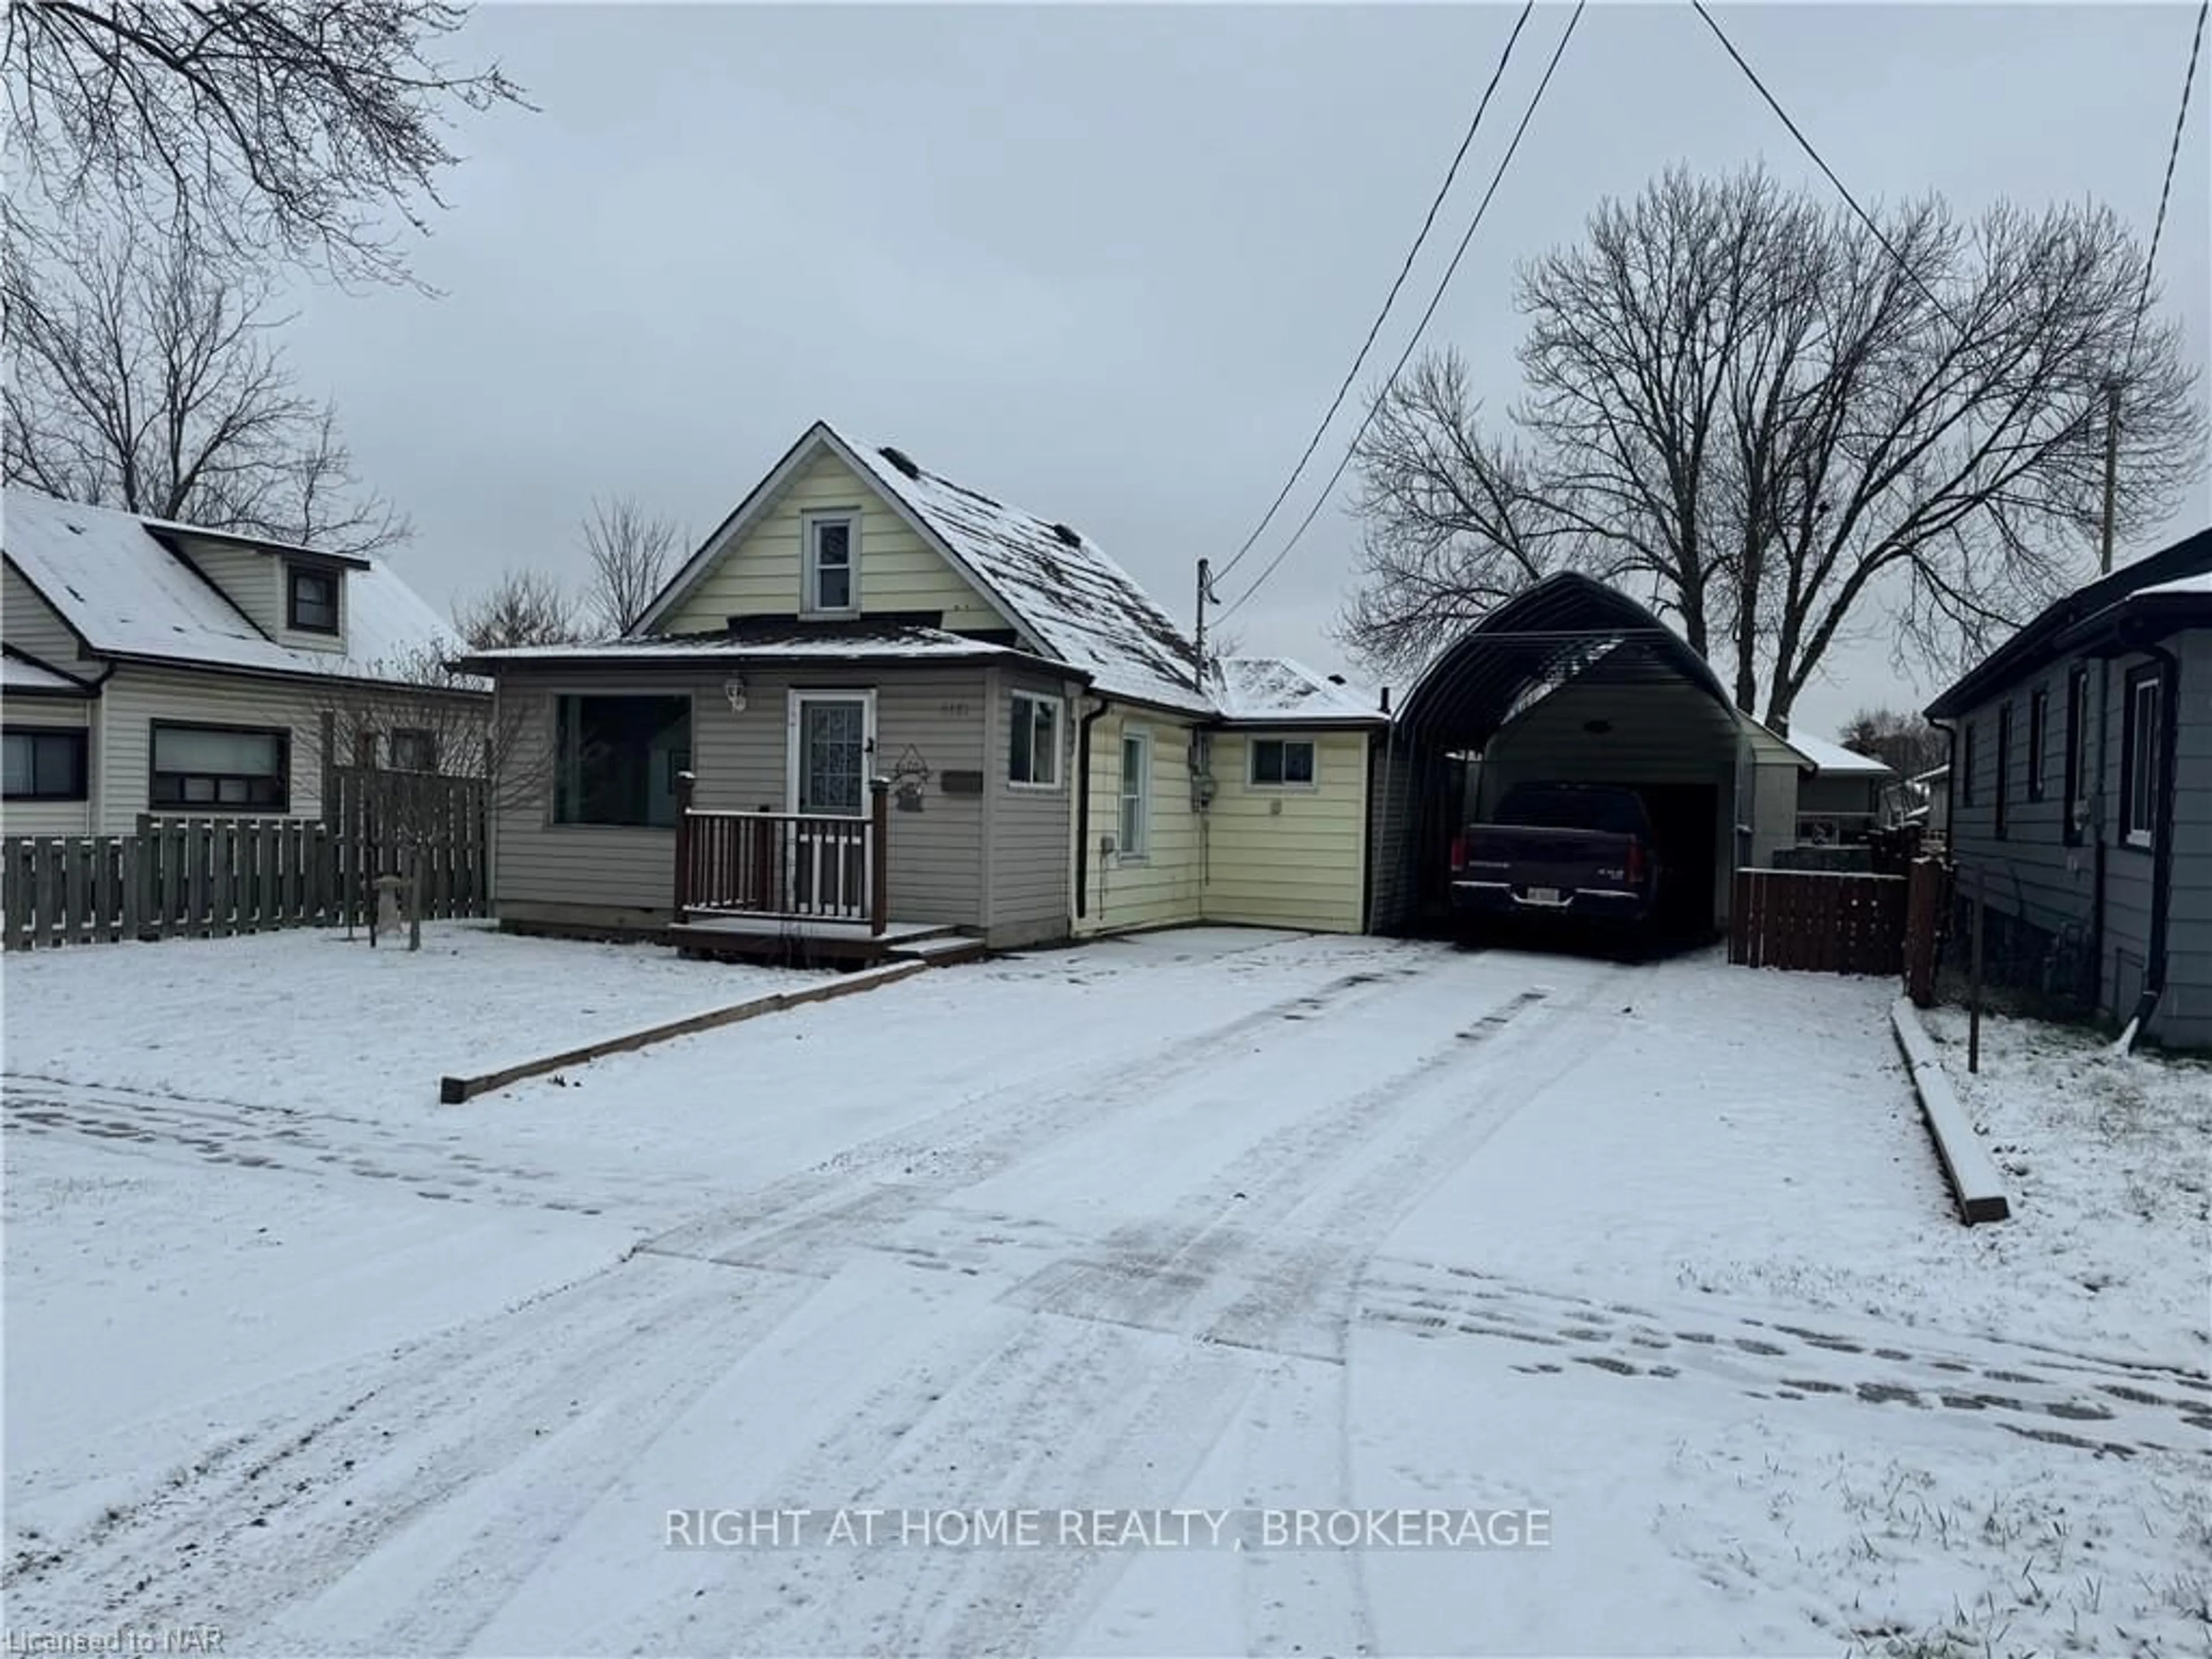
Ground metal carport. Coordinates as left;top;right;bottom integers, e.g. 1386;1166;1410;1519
1366;573;1797;936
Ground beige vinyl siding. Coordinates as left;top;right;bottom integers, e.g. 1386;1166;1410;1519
3;562;101;676
177;544;282;637
491;665;997;932
94;664;338;834
2;700;93;836
1203;730;1369;932
987;666;1081;946
661;451;1012;634
1075;706;1204;935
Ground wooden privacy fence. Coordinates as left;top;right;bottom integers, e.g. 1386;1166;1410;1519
3;770;487;950
1730;867;1908;975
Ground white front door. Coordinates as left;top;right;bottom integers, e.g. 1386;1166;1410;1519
786;691;876;914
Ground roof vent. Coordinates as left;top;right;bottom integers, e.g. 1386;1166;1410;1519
1327;673;1346;685
878;446;922;480
1050;521;1083;548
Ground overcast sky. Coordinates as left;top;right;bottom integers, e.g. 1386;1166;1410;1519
283;1;2211;738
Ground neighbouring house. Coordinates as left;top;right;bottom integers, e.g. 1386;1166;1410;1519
1926;525;2211;1050
1779;731;1897;845
457;421;1388;951
2;488;476;838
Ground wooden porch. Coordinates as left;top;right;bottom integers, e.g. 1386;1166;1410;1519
665;774;984;968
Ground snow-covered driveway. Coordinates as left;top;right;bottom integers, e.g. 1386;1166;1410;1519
6;927;2206;1654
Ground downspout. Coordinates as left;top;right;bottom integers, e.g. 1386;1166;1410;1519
1074;695;1111;919
2117;642;2181;1052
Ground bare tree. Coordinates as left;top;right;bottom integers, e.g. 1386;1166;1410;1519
304;641;547;949
3;215;407;551
581;494;681;637
1839;706;1948;778
1340;166;2208;729
4;0;529;289
453;567;582;650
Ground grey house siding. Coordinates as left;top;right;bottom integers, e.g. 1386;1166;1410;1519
490;664;1000;935
1948;635;2210;1049
985;665;1081;949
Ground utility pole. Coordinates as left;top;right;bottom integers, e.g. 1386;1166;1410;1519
1192;557;1217;692
2100;379;2121;575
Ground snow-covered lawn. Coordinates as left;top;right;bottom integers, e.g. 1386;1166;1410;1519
5;928;2205;1655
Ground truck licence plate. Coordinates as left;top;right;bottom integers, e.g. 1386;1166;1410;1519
1524;886;1562;906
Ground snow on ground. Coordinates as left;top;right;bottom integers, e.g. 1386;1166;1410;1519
5;927;2206;1655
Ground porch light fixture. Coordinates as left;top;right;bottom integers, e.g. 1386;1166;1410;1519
723;678;748;713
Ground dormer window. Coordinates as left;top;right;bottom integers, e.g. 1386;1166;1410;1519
804;513;858;615
287;564;339;634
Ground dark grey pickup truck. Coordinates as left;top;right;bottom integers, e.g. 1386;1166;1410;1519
1449;783;1661;931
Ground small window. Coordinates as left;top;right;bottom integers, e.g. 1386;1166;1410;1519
2122;666;2160;849
1118;730;1152;859
1960;722;1976;808
804;514;858;614
3;728;88;801
553;695;692;828
1008;692;1061;788
2063;665;2092;844
1993;702;2012;838
151;722;288;811
1249;737;1317;788
389;728;440;774
2025;687;2047;802
287;565;339;634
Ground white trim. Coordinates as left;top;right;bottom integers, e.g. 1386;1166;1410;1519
1007;689;1066;791
786;688;878;817
801;509;861;618
1117;724;1152;862
2123;672;2158;850
1245;734;1319;790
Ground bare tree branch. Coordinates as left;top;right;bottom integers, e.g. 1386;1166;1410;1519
4;0;532;290
580;493;681;638
452;566;581;650
3;213;408;552
1338;164;2209;729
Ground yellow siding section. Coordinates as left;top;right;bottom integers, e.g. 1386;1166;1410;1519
178;544;283;637
3;562;101;676
1075;707;1206;935
1203;731;1370;933
661;450;1012;634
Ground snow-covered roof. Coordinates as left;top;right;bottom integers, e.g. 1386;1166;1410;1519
2;488;463;687
1786;732;1896;776
1211;656;1385;725
1;648;93;695
2134;569;2212;599
840;434;1212;714
461;620;1058;669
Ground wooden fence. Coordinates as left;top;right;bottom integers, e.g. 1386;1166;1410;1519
1729;866;1908;975
3;769;487;950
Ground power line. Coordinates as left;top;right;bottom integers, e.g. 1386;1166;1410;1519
1215;0;1539;585
2128;0;2209;363
1221;2;1586;623
1691;1;1964;334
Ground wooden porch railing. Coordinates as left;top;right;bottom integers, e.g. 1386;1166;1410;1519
673;775;889;934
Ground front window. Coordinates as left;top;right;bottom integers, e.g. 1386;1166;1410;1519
2025;687;2047;802
1249;737;1316;788
805;514;858;613
554;695;691;827
287;565;339;634
1993;702;2011;839
1118;730;1151;859
151;722;288;810
3;728;88;801
1008;692;1061;787
2063;665;2092;844
389;728;440;774
2122;667;2160;849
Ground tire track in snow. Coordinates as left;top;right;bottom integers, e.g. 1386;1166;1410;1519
2;1253;820;1645
684;963;1618;1658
